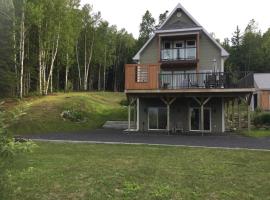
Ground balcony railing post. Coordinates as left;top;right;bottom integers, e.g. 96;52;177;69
172;71;174;89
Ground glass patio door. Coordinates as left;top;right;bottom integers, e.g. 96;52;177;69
148;107;167;130
190;108;211;131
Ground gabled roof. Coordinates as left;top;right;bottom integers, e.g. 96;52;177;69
133;3;229;61
254;73;270;90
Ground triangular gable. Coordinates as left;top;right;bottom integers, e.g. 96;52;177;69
158;3;201;30
133;3;229;60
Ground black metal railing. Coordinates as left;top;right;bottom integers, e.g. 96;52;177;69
161;47;197;61
159;72;254;89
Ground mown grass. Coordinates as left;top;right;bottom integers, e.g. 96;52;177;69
4;92;127;135
0;142;270;200
243;129;270;138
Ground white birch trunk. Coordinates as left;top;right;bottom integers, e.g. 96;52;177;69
75;41;81;90
19;0;25;99
45;30;60;95
103;45;106;91
84;30;95;91
65;53;69;92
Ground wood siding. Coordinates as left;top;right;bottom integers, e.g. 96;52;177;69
125;64;161;90
260;91;270;110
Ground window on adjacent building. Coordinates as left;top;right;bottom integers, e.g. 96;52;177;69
136;66;148;83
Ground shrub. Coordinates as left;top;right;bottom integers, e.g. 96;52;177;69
60;110;87;122
119;99;129;106
253;112;270;127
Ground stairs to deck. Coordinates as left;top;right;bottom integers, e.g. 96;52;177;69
103;121;135;130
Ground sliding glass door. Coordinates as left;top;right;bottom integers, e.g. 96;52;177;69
190;108;211;131
148;107;167;130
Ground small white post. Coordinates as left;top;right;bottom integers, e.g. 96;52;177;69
167;104;170;132
136;98;140;131
128;104;131;130
200;104;204;131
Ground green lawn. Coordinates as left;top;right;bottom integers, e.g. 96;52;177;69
4;92;127;135
243;129;270;138
1;142;270;200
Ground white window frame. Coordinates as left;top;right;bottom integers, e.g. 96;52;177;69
147;107;167;131
189;107;211;132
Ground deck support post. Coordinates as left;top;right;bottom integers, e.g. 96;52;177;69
127;98;136;131
232;99;235;125
200;104;204;132
128;104;131;130
136;97;140;131
161;97;176;133
238;98;241;130
240;94;252;132
247;102;251;132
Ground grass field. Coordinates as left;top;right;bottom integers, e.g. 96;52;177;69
1;142;270;200
4;92;127;135
243;129;270;138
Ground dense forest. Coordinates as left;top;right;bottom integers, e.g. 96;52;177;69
0;0;270;98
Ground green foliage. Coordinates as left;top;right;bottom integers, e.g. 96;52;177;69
253;112;270;127
225;20;270;73
0;102;37;161
119;99;128;106
138;10;156;48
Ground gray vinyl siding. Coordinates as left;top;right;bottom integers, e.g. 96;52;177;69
138;97;223;133
139;32;222;70
160;11;198;30
140;36;159;64
199;32;221;71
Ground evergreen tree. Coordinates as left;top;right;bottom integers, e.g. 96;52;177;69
137;10;155;48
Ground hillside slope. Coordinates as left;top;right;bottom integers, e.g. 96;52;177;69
4;92;127;135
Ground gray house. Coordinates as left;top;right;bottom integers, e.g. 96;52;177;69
125;3;254;133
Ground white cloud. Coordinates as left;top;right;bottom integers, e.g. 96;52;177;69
81;0;270;40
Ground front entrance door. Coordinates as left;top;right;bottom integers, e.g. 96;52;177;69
148;107;167;130
190;108;211;131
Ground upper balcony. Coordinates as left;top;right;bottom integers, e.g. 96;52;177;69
159;35;199;66
125;64;254;93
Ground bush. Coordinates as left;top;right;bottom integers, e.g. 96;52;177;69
119;99;129;106
253;112;270;127
60;110;87;122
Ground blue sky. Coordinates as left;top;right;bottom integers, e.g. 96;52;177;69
81;0;270;41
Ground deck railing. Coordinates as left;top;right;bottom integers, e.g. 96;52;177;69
159;72;254;89
125;64;254;90
161;47;197;61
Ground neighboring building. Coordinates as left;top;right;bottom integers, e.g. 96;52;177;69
251;73;270;111
125;3;254;133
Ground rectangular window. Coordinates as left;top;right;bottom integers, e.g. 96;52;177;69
136;66;148;83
